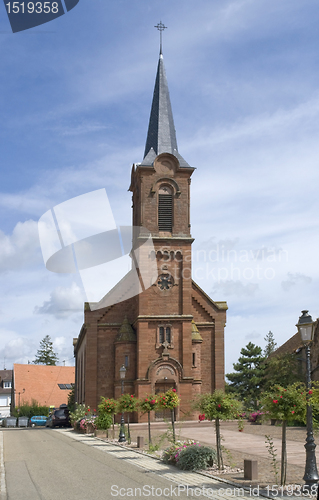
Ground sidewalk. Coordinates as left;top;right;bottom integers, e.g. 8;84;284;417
125;420;314;487
58;425;314;498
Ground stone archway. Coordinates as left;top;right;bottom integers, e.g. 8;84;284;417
150;361;180;421
155;379;176;421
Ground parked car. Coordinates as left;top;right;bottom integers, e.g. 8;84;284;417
46;405;70;428
30;416;48;427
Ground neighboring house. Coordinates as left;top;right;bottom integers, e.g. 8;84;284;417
0;370;13;417
270;319;319;382
13;364;75;409
74;49;227;422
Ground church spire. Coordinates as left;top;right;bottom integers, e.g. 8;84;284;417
143;52;178;159
142;24;192;168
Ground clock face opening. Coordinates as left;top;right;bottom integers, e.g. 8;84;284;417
157;274;174;290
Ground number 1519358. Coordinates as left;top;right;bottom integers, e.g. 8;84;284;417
5;2;59;13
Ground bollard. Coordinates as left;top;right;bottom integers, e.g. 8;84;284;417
244;459;258;480
137;436;144;448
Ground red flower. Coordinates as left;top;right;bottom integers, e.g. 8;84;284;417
280;396;283;398
309;390;313;395
218;404;221;408
93;409;96;412
88;408;90;411
151;399;156;404
198;414;205;421
172;389;176;392
292;411;295;414
273;400;278;404
131;395;134;398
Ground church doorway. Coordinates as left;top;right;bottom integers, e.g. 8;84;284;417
155;380;176;421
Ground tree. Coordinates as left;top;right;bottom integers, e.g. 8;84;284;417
264;353;303;390
263;331;277;357
33;335;58;365
261;384;306;485
195;390;242;469
226;342;265;409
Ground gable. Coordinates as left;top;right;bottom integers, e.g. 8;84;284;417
14;364;75;408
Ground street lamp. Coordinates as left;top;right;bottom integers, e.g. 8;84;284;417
296;310;319;489
118;364;126;443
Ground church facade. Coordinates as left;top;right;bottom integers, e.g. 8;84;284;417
74;49;227;421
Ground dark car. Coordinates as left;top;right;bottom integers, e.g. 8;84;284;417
46;405;70;428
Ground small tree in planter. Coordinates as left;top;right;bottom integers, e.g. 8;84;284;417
98;397;118;438
117;394;138;444
261;384;306;485
195;390;242;469
138;395;158;446
157;388;180;442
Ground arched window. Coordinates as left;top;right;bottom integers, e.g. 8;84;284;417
159;327;164;344
158;185;173;231
158;325;172;345
166;327;171;344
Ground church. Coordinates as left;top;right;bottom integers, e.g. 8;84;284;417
74;43;227;422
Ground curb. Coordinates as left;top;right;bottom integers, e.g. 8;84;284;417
0;432;6;500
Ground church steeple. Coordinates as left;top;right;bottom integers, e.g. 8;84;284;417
143;53;178;160
142;43;191;168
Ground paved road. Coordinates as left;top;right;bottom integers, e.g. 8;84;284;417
1;427;253;500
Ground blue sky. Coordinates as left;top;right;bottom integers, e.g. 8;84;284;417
1;0;319;374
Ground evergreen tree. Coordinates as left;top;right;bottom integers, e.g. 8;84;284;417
264;353;303;390
34;335;58;365
263;330;277;357
226;342;265;409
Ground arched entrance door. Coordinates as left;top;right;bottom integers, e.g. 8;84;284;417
155;380;176;421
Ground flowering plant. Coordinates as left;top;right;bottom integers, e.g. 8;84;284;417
198;414;205;422
69;403;89;427
261;384;306;422
138;395;158;413
117;394;138;413
162;440;196;465
248;410;264;423
79;412;97;431
157;388;180;410
98;397;118;415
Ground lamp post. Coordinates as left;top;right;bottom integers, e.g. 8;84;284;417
118;364;126;443
296;310;319;490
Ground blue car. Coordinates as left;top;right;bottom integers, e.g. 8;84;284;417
30;416;48;427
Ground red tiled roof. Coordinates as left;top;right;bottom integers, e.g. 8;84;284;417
14;364;75;408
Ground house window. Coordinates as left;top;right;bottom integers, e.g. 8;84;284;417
158;186;173;231
192;353;196;367
124;355;129;368
158;325;172;345
3;381;11;389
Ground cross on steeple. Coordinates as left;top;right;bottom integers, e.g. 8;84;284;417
154;21;167;54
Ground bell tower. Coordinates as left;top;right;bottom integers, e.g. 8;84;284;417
129;45;199;415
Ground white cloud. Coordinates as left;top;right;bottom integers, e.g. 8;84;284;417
281;273;312;292
0;220;41;272
34;283;84;319
212;280;259;297
0;335;36;366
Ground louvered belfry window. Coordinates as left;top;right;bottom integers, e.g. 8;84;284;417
158;186;173;231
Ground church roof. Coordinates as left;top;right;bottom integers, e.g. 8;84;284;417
142;52;191;169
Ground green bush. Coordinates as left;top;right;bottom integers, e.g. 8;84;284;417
95;413;113;430
176;444;217;471
12;399;49;419
162;440;195;465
